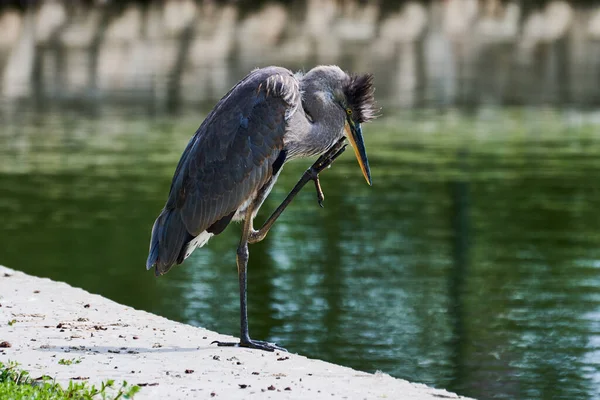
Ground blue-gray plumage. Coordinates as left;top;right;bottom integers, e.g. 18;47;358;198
147;65;378;351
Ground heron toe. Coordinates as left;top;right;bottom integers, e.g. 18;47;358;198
312;139;347;174
211;339;287;352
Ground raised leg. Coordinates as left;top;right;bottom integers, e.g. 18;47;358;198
211;205;286;352
249;138;347;244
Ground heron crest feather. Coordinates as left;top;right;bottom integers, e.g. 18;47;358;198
344;74;378;123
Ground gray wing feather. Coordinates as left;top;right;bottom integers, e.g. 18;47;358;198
151;67;299;271
146;67;301;275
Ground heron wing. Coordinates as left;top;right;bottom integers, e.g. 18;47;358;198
167;67;300;237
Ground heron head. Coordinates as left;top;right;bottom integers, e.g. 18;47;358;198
340;73;378;186
300;66;378;185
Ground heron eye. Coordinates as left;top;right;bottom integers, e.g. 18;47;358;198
346;108;352;116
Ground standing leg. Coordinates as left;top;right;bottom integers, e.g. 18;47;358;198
212;204;286;352
211;138;347;352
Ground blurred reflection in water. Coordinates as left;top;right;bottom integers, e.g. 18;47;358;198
2;1;600;108
2;105;600;400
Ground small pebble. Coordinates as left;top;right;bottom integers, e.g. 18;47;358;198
268;385;276;391
185;369;194;374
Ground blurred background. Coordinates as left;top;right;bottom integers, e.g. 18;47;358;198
1;0;600;399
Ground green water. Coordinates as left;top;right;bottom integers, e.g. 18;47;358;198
2;105;600;400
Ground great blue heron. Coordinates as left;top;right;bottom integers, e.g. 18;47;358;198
146;65;377;351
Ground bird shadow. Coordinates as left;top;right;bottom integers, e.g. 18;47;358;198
36;344;215;355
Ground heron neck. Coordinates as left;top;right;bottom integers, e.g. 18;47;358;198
285;103;343;160
311;112;344;154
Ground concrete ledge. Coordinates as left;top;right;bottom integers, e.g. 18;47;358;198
0;265;472;399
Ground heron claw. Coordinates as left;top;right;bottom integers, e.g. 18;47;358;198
307;139;347;208
211;339;287;352
314;176;325;207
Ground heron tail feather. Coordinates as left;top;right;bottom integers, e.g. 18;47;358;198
146;209;192;276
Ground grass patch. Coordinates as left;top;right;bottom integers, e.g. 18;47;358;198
0;361;140;399
58;358;81;366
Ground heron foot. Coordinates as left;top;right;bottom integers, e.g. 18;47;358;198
211;339;287;352
314;177;325;208
308;138;348;207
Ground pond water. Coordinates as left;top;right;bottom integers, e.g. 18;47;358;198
2;103;600;400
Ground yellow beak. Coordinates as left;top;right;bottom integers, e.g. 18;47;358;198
344;121;372;186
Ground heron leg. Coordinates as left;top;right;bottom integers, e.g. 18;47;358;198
249;138;347;244
211;206;287;352
211;138;346;351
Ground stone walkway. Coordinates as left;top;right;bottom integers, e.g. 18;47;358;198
0;265;472;399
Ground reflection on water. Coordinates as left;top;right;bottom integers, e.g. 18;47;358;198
2;106;600;400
